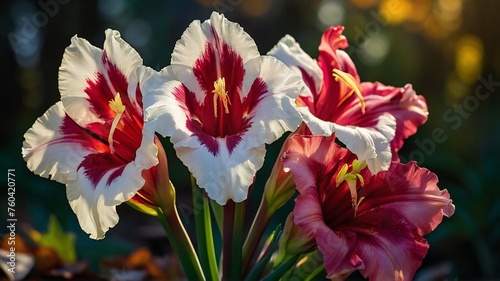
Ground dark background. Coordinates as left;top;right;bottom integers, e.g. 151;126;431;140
1;0;499;279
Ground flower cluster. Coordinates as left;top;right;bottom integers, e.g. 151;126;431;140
23;12;454;281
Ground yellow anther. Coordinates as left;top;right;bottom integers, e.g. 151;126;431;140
352;159;367;173
212;77;231;117
332;69;365;114
108;93;125;154
336;163;349;187
109;92;126;114
336;159;367;217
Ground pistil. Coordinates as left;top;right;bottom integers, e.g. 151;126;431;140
108;93;126;154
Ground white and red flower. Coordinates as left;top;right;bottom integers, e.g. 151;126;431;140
269;26;428;173
283;135;455;280
144;12;303;204
22;29;159;239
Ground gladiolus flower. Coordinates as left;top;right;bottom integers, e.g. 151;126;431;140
269;26;428;173
283;135;454;281
144;12;303;204
22;30;159;239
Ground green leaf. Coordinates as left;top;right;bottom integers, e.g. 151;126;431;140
38;215;76;263
192;177;219;281
244;225;282;281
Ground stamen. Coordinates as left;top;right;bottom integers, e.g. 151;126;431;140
336;163;349;187
212;77;231;117
332;69;365;114
336;160;367;217
108;93;125;154
352;159;367;173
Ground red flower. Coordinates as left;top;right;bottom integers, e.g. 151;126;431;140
283;135;454;280
269;26;428;173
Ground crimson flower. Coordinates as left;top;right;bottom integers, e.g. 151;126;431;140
283;135;454;280
144;12;303;204
269;26;428;173
22;30;159;239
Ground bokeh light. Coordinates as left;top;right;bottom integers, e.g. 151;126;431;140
379;0;411;25
358;33;389;65
317;0;345;27
455;34;483;85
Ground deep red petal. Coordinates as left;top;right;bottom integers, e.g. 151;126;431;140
60;114;131;189
358;162;454;235
78;152;128;187
351;210;429;281
316;225;363;280
59;114;107;151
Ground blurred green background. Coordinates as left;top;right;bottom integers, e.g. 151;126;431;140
1;0;499;279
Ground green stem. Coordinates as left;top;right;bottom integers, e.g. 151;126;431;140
222;200;245;280
192;177;219;281
156;206;205;281
242;198;272;274
210;199;223;234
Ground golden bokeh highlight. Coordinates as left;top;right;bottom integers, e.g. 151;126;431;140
407;0;432;23
455;35;483;85
438;0;462;20
379;0;411;24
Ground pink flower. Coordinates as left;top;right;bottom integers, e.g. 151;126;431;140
22;30;159;239
283;135;454;280
269;26;428;173
144;12;303;204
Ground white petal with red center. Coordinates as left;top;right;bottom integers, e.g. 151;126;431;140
59;29;143;126
143;67;264;204
268;34;323;98
26;60;159;240
145;14;303;204
22;102;91;184
170;12;261;102
299;106;396;173
178;56;302;204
